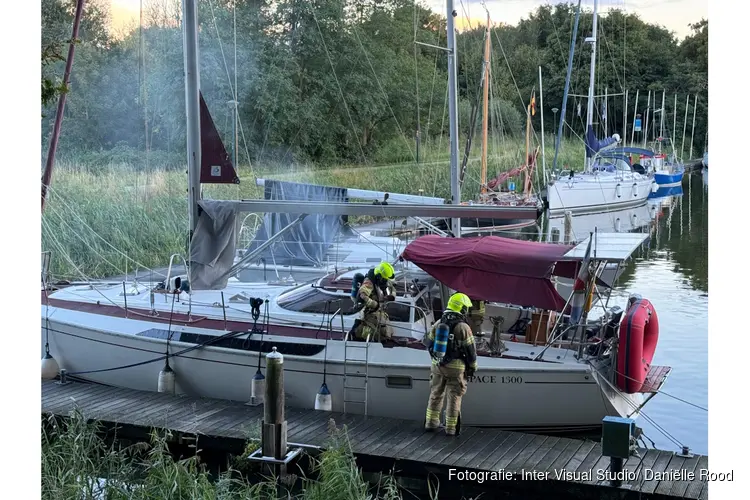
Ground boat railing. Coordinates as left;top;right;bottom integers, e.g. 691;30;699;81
165;253;189;291
328;307;346;339
392;302;430;339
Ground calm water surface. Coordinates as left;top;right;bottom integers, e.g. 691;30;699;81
575;170;709;455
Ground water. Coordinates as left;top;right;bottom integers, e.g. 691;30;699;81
571;171;709;455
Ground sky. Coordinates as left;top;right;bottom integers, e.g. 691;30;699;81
109;0;707;40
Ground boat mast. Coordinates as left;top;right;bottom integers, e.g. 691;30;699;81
623;89;628;148
480;12;490;198
182;0;202;255
659;89;665;153
629;89;638;146
446;0;461;236
539;66;546;184
552;0;582;175
584;0;599;172
41;0;86;213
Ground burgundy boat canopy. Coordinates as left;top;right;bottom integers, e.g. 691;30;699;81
400;235;582;312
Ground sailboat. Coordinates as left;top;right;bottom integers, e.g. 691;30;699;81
544;0;657;216
636;91;685;188
453;16;544;231
41;0;670;433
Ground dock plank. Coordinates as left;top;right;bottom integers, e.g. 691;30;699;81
548;439;586;474
639;450;675;494
531;436;573;472
522;436;560;471
419;427;482;465
474;431;524;470
627;449;661;489
490;433;538;472
698;481;709;500
41;381;707;499
684;456;709;499
504;434;548;474
452;430;515;469
654;455;687;496
670;454;702;497
441;429;495;466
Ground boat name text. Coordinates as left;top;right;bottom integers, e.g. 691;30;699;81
467;375;522;384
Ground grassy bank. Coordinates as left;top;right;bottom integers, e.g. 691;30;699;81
42;136;585;279
42;410;413;500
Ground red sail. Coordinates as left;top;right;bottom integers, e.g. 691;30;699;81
199;92;240;184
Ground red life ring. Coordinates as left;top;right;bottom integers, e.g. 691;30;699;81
616;298;660;393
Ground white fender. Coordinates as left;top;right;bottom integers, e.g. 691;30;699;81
615;183;622;198
632;182;639;197
614;217;622;232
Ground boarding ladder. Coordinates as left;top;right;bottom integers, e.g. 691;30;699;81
342;328;371;416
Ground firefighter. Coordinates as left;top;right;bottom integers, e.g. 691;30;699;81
422;292;478;436
351;262;396;342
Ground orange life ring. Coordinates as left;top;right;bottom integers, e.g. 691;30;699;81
616;298;660;393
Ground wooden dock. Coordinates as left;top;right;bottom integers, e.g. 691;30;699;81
42;381;709;499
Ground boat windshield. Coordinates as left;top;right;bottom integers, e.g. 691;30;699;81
592;157;631;173
277;285;359;315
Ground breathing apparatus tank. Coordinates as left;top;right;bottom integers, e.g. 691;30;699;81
350;273;365;303
433;323;450;361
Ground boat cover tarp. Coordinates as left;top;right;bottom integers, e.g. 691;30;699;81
190;199;239;290
585;125;619;158
400;235;581;311
243;180;349;267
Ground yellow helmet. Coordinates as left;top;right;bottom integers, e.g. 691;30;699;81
374;262;395;280
446;293;473;314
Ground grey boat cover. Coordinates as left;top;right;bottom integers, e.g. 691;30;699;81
189;199;239;290
243;180;349;267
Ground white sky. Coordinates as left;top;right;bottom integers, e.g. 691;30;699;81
109;0;707;39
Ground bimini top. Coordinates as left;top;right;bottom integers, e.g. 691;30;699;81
400;233;648;311
400;235;580;311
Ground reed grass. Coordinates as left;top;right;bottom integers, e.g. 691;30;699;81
42;410;417;500
42;137;585;279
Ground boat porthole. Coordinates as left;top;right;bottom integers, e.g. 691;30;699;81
584;376;589;380
386;375;413;389
556;356;561;360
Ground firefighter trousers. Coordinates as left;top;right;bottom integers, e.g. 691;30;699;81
424;364;467;435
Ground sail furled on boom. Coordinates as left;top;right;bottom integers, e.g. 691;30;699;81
199;91;240;184
243;180;349;267
584;125;619;158
189;199;239;290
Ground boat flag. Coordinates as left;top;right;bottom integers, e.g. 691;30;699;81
569;233;593;325
531;93;536;116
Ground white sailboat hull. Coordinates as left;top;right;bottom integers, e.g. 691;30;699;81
42;306;642;433
546;174;656;215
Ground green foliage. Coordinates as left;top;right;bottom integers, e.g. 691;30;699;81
40;0;709;166
42;412;412;500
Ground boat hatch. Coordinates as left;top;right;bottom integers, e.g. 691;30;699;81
136;328;326;356
637;365;672;393
563;232;649;262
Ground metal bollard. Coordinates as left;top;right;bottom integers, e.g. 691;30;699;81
262;347;287;464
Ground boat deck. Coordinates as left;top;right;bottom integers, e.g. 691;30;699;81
42;380;709;499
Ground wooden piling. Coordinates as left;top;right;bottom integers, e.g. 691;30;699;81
262;347;287;468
